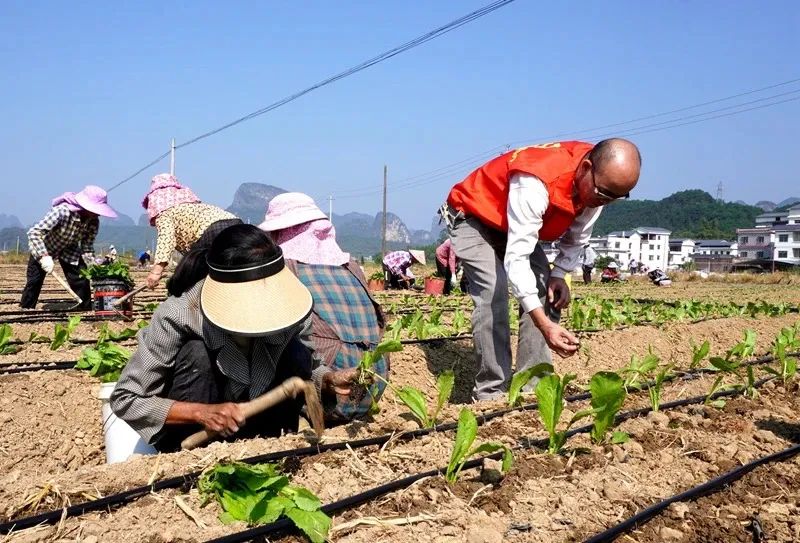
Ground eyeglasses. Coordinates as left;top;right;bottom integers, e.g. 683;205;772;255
591;167;629;201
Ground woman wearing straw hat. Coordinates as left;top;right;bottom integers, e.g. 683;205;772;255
382;249;426;290
111;224;358;452
141;173;241;290
21;185;117;309
259;192;388;423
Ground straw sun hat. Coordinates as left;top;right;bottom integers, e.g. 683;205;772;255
200;245;313;336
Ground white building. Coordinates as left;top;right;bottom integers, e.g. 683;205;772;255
694;240;738;257
737;204;800;264
591;227;671;270
668;238;695;268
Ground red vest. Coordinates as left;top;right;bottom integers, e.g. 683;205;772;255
447;141;593;241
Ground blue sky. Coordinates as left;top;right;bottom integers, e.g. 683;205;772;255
1;1;798;229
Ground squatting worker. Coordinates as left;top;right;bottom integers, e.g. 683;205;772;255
142;173;240;290
111;224;359;452
21;185;118;309
382;249;426;289
441;139;641;399
259;192;389;423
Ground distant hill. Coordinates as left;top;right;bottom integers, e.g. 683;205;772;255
594;190;762;239
226;183;286;224
773;197;800;212
0;214;22;229
755;200;777;212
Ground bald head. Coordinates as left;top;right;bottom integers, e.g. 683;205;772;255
589;138;641;195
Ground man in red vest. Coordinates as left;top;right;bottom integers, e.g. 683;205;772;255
441;138;641;400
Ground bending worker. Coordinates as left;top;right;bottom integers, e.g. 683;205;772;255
21;185;117;309
142;173;241;290
441;139;641;400
382;249;425;289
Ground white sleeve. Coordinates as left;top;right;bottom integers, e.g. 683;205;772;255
504;173;549;313
551;206;603;278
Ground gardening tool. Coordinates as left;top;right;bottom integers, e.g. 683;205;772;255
180;377;324;450
111;285;147;320
51;271;84;310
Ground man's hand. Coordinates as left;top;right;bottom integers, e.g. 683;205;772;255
195;402;246;437
323;368;359;396
541;322;580;358
39;256;54;274
547;277;571;310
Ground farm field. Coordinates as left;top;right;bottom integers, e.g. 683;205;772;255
0;263;799;543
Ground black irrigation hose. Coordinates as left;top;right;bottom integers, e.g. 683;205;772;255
0;313;153;325
2;352;793;535
399;334;472;344
582;442;800;543
0;361;77;375
201;378;780;543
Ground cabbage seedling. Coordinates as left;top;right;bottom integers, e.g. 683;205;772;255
535;373;596;454
620;348;659;390
0;324;19;355
689;339;710;369
647;364;674;412
445;408;512;483
50;315;81;350
507;363;553;407
397;370;455;428
765;325;799;385
705;329;758;402
589;371;627;444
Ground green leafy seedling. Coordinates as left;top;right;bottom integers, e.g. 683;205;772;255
648;364;674;412
0;324;20;355
620;348;659;390
689;339;710;369
198;462;330;543
50;315;82;350
445;408;513;484
765;324;799;385
397;370;455;428
507;363;553;407
74;341;132;382
705;329;758;402
535;373;596;454
357;339;402;385
589;371;627;445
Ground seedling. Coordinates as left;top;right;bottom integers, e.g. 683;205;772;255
79;260;134;286
356;339;402;385
705;329;758;402
97;320;148;342
507;363;553;407
689;338;710;369
50;316;82;350
198;461;330;543
0;324;20;355
74;340;131;383
397;370;455;428
535;373;596;454
765;324;799;385
445;408;513;484
588;371;627;445
647;364;674;412
620;348;659;390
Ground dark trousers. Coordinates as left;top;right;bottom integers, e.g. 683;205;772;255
582;265;594;284
152;338;311;452
383;264;413;290
20;255;91;309
436;259;454;295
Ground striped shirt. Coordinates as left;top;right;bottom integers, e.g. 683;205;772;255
154;203;237;265
383;251;414;277
110;280;328;443
27;204;98;265
293;260;387;421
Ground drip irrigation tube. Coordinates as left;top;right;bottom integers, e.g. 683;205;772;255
1;354;791;535
0;361;77;375
582;442;800;543
200;377;781;543
0;313;153;325
399;334;472;344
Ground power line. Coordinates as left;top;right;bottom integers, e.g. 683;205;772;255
332;82;800;200
109;0;517;191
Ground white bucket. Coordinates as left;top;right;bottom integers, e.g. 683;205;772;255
98;382;157;463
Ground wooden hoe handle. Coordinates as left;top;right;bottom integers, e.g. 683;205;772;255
180;377;323;450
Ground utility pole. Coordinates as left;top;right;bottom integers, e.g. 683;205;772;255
328;195;333;220
716;181;723;201
16;236;20;254
381;165;388;259
170;138;176;175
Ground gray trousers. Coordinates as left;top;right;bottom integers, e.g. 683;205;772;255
449;215;559;400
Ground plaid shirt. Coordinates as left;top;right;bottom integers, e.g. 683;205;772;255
27;204;98;265
383;250;414;278
293;260;387;421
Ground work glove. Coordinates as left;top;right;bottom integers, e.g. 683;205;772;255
39;256;54;274
450;277;458;289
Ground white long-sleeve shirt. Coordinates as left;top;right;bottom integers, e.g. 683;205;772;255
504;173;602;313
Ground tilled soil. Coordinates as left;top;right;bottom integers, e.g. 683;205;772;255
1;265;799;542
